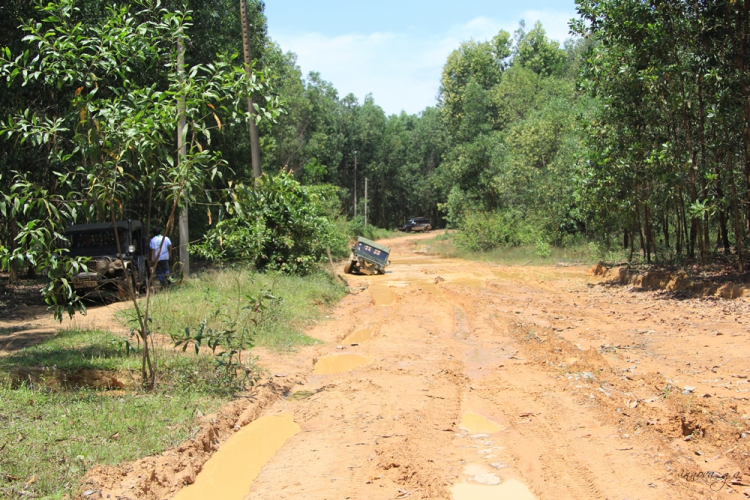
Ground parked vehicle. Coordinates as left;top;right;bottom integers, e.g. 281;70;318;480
65;220;148;298
343;236;390;275
399;217;432;232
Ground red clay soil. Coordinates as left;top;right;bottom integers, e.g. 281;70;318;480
65;232;750;499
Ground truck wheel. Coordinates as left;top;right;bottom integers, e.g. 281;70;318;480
344;259;353;274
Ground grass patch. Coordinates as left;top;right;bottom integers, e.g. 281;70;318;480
0;377;224;499
417;232;632;266
357;227;409;240
0;330;232;499
0;268;347;498
121;268;347;351
0;329;142;372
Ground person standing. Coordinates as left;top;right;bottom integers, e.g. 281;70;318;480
150;227;172;288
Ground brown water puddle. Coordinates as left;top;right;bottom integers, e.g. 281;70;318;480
419;283;442;295
343;327;373;344
369;284;396;306
453;306;471;339
389;258;450;266
173;413;300;500
460;412;502;434
313;354;369;375
492;268;593;283
448;277;483;287
451;479;537;500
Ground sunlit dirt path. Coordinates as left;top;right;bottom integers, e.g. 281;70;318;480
79;232;750;500
223;232;748;500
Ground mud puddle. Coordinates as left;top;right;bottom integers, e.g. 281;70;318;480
412;280;443;296
368;284;395;306
453;306;471;339
451;479;537;500
343;327;372;344
313;354;369;374
460;412;502;434
448;277;483;287
491;268;593;283
173;413;299;500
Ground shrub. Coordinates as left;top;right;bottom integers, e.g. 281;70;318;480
192;172;346;274
455;210;536;251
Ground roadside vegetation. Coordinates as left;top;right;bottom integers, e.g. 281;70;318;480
122;268;346;351
0;268;343;499
420;232;632;267
0;329;225;500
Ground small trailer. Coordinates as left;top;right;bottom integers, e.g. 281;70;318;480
343;237;390;275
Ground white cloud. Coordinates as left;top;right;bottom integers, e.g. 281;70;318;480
271;10;576;115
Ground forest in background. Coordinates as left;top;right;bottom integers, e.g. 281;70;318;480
2;0;750;295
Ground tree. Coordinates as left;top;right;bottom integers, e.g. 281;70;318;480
0;0;279;387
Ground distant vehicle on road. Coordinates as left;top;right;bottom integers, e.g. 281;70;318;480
399;217;432;232
65;220;148;298
343;237;390;275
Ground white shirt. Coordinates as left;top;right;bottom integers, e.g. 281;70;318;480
150;235;171;262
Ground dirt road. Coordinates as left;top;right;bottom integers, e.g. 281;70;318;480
87;232;750;499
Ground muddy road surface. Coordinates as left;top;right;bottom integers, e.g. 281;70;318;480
90;232;750;500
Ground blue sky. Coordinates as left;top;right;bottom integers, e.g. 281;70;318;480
265;0;579;115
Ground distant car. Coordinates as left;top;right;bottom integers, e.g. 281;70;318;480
64;220;148;298
399;217;432;232
343;237;390;275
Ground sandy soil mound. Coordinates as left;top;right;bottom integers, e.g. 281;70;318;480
597;264;748;298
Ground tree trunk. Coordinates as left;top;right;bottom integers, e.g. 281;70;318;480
676;203;683;255
698;74;711;262
240;0;262;179
720;210;731;255
8;217;18;284
731;176;744;272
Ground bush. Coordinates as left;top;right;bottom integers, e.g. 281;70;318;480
192;172;346;274
536;238;551;258
455;210;537;251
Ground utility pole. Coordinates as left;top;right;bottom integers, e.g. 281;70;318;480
353;150;358;218
177;38;189;277
364;178;368;228
240;0;262;178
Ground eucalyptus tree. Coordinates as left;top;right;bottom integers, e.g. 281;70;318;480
573;0;749;267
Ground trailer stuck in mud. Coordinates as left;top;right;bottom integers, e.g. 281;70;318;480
343;236;390;275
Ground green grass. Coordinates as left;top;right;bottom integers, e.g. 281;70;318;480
357;227;408;240
122;268;347;351
416;232;633;266
0;329;142;372
0;377;224;499
0;268;347;499
0;329;231;500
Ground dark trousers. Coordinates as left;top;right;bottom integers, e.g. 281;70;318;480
155;260;170;287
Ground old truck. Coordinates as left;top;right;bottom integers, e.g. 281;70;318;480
343;236;390;275
65;220;149;298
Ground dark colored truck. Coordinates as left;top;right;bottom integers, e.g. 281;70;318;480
65;220;149;298
343;236;390;275
399;217;432;232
